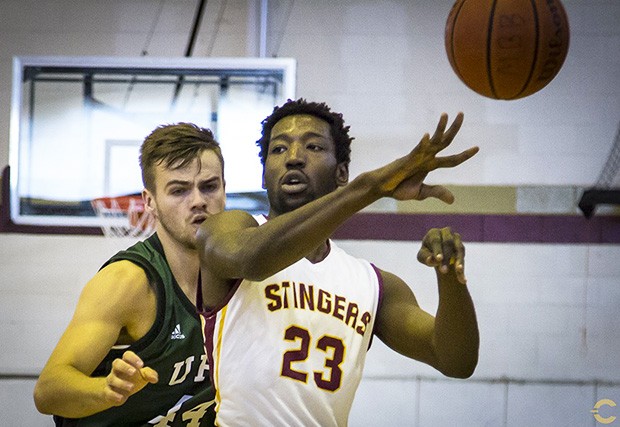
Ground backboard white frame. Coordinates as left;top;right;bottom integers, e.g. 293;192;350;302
9;56;296;229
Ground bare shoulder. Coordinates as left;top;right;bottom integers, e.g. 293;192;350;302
77;260;155;326
374;268;423;337
93;260;151;297
199;209;259;235
378;269;417;303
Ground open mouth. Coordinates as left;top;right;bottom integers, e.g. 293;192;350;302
192;215;207;226
281;172;308;194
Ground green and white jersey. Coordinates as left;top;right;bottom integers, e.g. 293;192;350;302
54;233;215;427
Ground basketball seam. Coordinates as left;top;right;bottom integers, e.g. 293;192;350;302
487;0;498;99
448;0;467;83
514;0;541;99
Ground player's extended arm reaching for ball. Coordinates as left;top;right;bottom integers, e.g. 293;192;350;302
199;108;479;380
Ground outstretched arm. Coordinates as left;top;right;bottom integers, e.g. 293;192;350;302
374;227;479;378
33;262;159;418
198;113;478;306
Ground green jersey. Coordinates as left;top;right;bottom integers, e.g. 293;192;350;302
54;233;215;426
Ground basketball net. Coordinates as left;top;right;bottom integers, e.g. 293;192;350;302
91;195;155;239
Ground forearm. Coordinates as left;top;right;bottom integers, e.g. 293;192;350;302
203;174;379;280
34;367;113;418
255;179;375;262
432;270;479;378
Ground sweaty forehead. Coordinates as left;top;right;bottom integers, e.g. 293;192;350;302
270;114;332;140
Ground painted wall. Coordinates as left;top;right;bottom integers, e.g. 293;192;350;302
0;1;618;425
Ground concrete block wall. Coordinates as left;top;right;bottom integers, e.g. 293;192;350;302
341;240;620;426
0;1;619;425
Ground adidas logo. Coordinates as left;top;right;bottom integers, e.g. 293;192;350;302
171;324;185;340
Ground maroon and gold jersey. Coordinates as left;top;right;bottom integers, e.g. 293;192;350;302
201;235;382;427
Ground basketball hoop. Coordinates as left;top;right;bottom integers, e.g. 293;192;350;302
91;194;155;239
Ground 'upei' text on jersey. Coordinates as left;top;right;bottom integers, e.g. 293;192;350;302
201;225;383;427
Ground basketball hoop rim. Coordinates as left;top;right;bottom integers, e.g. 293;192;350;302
90;194;154;239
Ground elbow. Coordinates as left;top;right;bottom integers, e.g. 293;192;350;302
460;358;478;378
443;363;477;379
33;381;53;415
439;353;479;379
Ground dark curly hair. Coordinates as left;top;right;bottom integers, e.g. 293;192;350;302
256;98;354;166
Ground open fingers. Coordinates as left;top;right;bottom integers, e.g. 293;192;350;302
445;111;464;139
416;184;455;204
430;112;464;149
430;113;449;144
435;146;480;169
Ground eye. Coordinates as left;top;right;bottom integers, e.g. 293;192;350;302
307;143;324;152
201;182;220;193
169;187;187;196
270;144;286;154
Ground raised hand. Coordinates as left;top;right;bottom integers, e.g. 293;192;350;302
104;350;158;406
417;227;467;284
369;112;478;204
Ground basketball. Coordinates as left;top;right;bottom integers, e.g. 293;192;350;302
445;0;570;100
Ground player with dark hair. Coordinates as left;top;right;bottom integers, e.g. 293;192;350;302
34;123;224;426
255;98;353;166
198;99;480;426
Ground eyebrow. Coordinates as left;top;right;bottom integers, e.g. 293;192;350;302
164;176;221;189
164;180;190;190
270;130;329;142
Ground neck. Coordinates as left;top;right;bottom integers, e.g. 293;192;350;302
305;240;331;264
267;208;331;264
157;230;200;306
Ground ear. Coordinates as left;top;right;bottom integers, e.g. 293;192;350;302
142;189;156;217
335;162;349;187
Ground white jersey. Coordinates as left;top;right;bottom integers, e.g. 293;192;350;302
201;221;383;426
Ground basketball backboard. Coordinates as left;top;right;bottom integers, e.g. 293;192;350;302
5;56;296;234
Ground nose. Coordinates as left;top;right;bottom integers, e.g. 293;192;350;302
285;142;305;167
190;187;207;210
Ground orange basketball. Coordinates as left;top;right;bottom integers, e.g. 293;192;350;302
445;0;570;100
